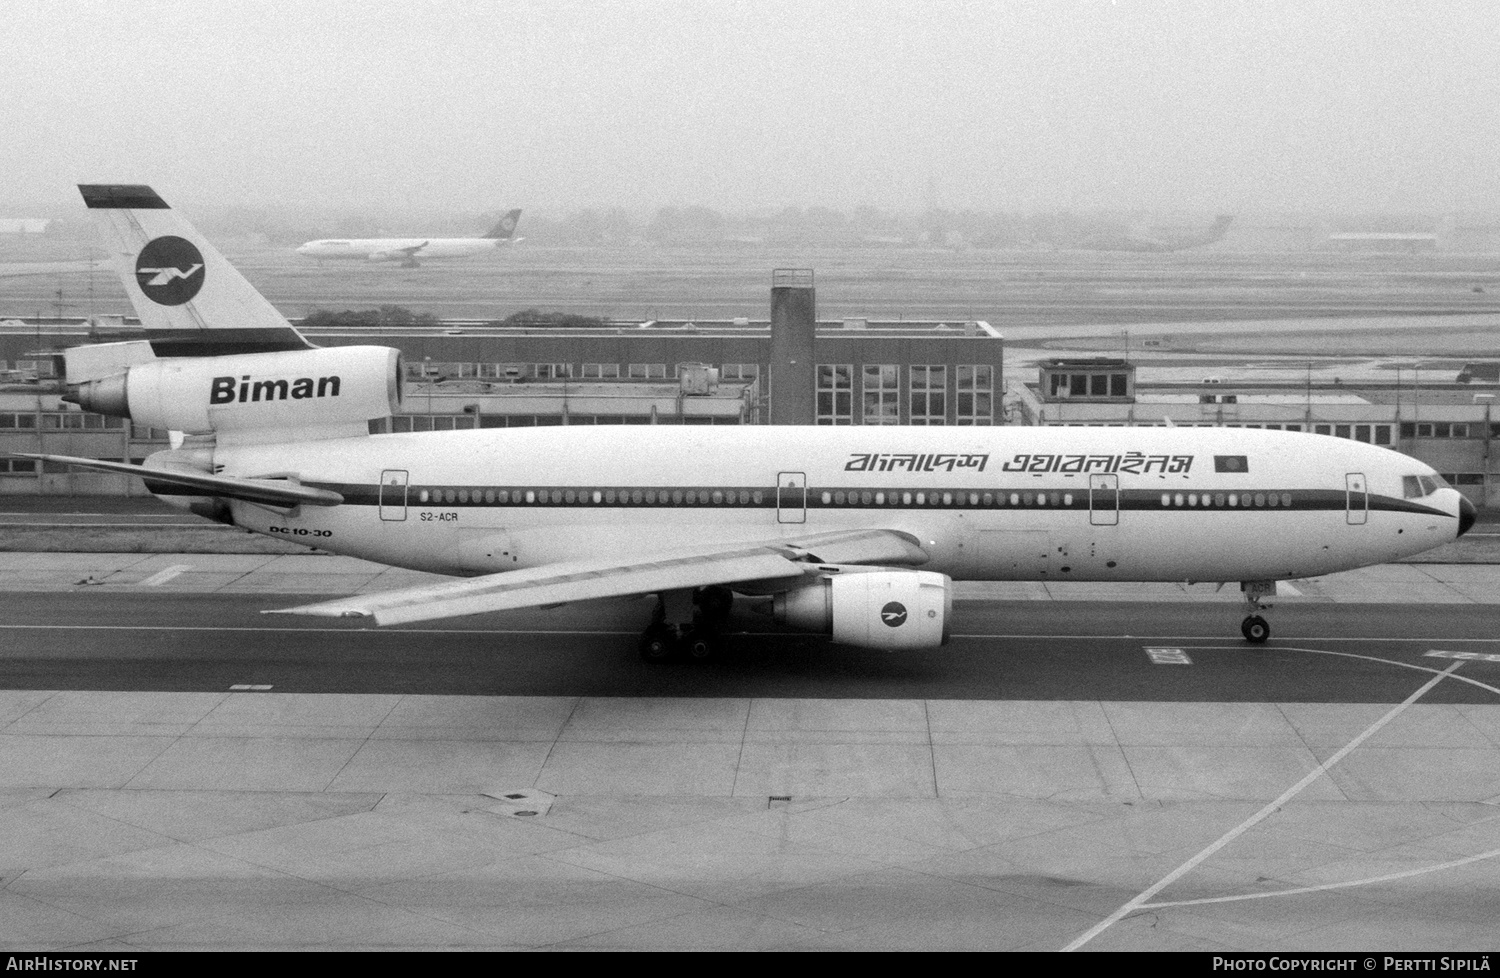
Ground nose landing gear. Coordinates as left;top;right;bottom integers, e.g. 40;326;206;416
1240;580;1276;644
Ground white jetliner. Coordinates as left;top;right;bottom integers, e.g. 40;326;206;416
296;208;522;266
21;185;1477;661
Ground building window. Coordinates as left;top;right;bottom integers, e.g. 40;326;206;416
628;363;666;379
0;458;38;476
816;364;853;425
862;364;900;424
581;363;621;379
956;365;993;425
722;363;761;381
910;365;947;425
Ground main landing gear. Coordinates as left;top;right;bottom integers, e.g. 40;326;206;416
638;587;735;663
1240;580;1275;644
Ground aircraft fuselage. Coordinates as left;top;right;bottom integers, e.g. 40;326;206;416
179;425;1468;584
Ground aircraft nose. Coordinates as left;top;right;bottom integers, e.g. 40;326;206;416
1457;494;1477;538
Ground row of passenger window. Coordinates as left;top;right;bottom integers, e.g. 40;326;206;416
1161;491;1295;508
415;487;772;506
408;486;1300;509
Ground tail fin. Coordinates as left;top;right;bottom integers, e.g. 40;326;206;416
80;184;312;356
485;208;523;240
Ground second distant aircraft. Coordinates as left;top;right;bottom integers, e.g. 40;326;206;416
296;208;522;266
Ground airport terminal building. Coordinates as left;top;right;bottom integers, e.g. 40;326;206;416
0;271;1004;495
1012;358;1500;507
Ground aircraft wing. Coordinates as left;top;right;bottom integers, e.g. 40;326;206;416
369;241;428;262
267;528;928;626
10;453;343;508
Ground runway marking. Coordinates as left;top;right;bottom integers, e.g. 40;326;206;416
229;684;273;691
1063;659;1465;952
1426;649;1500;664
138;565;192;587
1180;645;1500;698
1145;647;1191;665
1141;844;1500;908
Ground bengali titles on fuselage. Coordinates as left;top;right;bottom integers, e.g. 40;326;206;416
844;453;991;474
1002;452;1194;474
842;452;1197;476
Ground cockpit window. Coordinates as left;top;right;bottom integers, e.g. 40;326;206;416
1405;475;1444;498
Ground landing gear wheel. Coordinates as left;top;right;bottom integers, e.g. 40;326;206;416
639;624;679;663
679;627;717;662
1241;615;1270;644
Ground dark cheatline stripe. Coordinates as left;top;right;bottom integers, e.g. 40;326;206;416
79;185;170;209
220;481;1447;521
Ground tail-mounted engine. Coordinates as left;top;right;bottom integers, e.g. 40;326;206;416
67;346;402;439
774;569;952;650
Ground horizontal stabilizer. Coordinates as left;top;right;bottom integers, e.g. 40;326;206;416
11;453;342;508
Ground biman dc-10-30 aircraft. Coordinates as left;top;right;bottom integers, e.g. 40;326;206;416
17;185;1477;662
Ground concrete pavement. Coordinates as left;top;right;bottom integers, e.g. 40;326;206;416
1;554;1497;951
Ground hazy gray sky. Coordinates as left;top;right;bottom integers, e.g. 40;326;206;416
6;0;1499;214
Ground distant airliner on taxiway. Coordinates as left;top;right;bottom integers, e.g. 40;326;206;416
296;209;522;267
1079;214;1233;252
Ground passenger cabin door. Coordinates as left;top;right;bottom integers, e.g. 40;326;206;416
1089;473;1119;526
1345;472;1368;525
777;471;807;524
379;469;409;522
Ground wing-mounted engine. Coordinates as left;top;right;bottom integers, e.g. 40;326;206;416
773;568;952;650
66;346;402;442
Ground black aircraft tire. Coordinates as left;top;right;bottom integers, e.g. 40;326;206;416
639;624;679;663
1241;615;1270;644
679;628;716;662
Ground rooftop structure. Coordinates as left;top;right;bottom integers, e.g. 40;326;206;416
1012;358;1500;507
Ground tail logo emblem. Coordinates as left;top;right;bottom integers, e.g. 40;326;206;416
881;602;908;627
135;236;205;306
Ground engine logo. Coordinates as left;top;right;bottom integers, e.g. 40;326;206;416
135;236;205;306
881;601;908;627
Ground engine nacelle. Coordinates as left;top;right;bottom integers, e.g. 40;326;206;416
773;569;952;650
67;346;402;436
